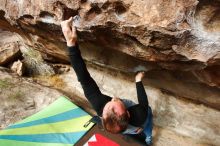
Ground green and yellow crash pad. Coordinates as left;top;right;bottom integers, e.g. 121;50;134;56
0;96;94;146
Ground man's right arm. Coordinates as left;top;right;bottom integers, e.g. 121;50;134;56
61;17;111;116
67;44;101;96
68;44;92;85
67;44;111;116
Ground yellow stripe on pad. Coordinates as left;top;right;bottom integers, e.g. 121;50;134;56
0;139;73;146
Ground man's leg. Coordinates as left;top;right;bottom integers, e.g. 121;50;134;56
143;107;153;145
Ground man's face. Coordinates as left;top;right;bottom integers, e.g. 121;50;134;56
102;97;127;119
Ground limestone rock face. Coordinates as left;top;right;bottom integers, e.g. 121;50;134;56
0;0;220;145
0;0;219;84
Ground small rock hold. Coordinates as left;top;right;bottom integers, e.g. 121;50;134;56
10;60;25;76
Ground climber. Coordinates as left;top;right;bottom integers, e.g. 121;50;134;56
61;17;153;146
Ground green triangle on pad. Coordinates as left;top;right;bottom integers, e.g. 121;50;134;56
0;96;95;145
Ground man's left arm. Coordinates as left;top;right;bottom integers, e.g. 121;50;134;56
135;72;149;107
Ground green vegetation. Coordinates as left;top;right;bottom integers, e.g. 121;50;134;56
23;47;55;76
24;47;43;61
0;79;12;89
8;91;24;102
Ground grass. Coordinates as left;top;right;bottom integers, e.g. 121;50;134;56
0;78;24;101
8;91;24;102
0;79;12;89
24;48;42;61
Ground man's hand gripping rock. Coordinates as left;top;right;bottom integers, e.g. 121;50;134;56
61;17;77;47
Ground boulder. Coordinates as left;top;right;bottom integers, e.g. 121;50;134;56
0;29;21;65
0;0;218;88
0;0;220;145
0;42;21;65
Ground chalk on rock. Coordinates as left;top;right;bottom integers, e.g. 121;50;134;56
131;65;150;73
72;15;81;27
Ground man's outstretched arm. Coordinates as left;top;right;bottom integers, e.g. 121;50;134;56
135;71;149;108
61;17;111;116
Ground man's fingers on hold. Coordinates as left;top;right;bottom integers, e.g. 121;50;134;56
60;17;73;27
67;17;73;23
72;26;77;32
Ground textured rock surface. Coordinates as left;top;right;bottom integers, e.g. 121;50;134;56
0;0;220;145
0;0;219;71
0;67;64;129
0;30;20;65
0;0;219;107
